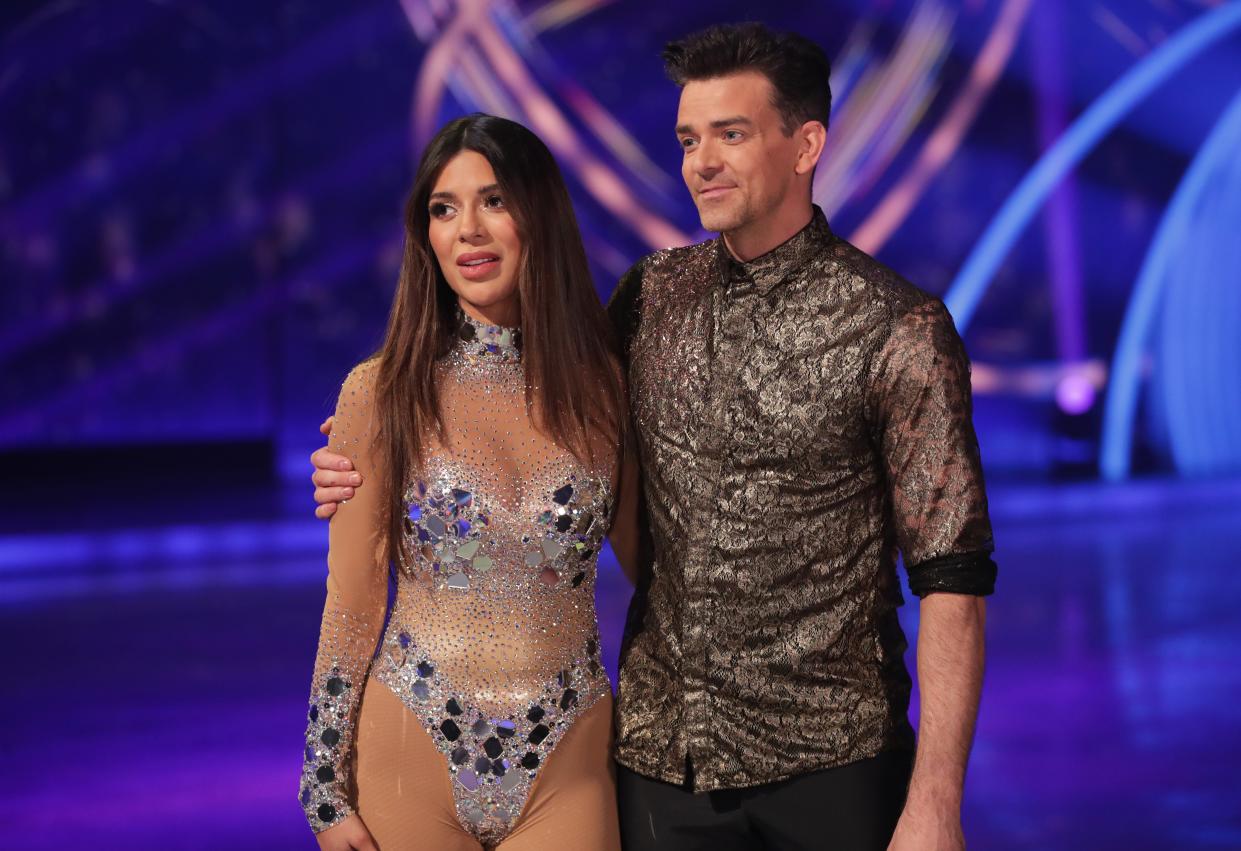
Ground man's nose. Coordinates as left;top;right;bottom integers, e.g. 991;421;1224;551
695;138;724;179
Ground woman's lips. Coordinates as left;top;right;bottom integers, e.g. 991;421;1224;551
456;252;501;281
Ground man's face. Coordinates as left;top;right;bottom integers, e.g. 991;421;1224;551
675;71;803;235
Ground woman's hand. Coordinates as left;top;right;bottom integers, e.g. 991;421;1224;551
315;813;378;851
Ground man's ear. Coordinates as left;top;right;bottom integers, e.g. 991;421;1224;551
794;120;827;176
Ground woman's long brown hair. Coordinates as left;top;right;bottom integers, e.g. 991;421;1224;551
372;113;625;568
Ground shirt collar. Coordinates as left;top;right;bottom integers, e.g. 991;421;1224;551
715;206;834;295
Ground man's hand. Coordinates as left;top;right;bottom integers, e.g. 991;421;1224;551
887;803;965;850
315;813;378;851
312;416;362;519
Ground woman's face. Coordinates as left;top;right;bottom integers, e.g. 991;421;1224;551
427;150;523;326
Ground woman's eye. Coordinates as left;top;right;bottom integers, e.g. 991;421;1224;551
429;202;454;218
483;194;505;210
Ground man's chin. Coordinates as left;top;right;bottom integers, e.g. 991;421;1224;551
696;209;746;234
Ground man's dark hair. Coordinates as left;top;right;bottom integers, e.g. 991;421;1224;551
663;22;832;135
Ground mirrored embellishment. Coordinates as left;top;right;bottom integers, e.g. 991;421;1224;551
528;724;550;744
453;489;473;510
398;632;410;648
417;661;435;678
305;744;315;762
301;786;311;805
492;758;508;777
559;688;578;710
446;698;463;716
326;677;346;697
425;515;446;537
316;765;335;783
483;737;503;758
520;752;540;770
447;572;469;590
472;719;492;737
457;769;480;791
320;728;340;747
571;571;586;587
318;804;337;823
475;756;492;773
408;504;422;522
308;705;319;722
451;745;470;765
501;768;523;791
554;514;573;532
455;520;471;536
577;512;594;533
472;555;493;572
440;719;462;741
552;485;574;505
495;720;516;738
525;552;544;568
542;539;564;559
526;705;545;723
456;540;481;559
462;801;485;825
537;511;553;525
412;680;430;700
539;567;559;585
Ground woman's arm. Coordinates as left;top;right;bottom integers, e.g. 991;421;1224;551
299;363;387;849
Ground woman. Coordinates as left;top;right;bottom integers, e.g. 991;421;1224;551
298;114;639;851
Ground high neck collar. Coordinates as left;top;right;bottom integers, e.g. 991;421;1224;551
454;310;522;364
716;206;835;295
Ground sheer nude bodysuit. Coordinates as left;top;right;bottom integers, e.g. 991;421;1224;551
298;314;621;850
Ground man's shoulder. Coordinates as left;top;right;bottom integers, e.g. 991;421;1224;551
632;237;718;282
824;236;938;316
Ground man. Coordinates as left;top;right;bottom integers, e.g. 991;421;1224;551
312;23;996;850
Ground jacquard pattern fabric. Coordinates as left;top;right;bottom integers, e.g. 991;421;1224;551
298;313;615;844
607;208;996;791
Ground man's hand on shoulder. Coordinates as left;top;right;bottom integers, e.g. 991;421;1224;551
311;416;362;519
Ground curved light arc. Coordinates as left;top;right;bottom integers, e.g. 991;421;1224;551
1100;85;1241;479
943;2;1241;331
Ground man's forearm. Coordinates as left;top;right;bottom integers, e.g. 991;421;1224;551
906;593;986;812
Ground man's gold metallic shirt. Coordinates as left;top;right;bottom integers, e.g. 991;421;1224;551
607;209;996;791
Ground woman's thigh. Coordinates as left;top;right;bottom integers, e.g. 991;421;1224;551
354;678;483;851
497;692;620;851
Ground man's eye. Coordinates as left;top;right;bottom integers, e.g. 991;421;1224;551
429;202;454;218
723;130;743;142
679;137;697;150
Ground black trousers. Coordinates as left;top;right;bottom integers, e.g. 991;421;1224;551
617;751;914;851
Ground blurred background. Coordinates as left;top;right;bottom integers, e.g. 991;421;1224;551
2;0;1239;848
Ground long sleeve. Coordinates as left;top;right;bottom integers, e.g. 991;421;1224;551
867;299;997;597
298;361;389;831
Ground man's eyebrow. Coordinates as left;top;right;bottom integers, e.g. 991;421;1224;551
675;116;754;135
